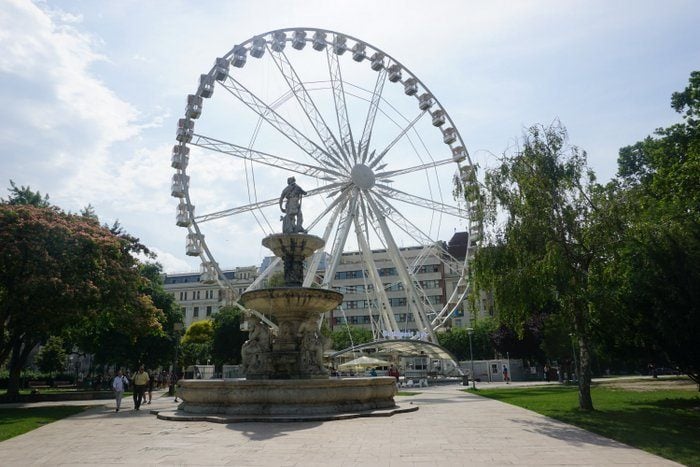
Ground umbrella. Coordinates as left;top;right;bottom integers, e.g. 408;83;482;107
338;356;390;370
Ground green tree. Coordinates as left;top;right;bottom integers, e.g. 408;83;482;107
211;306;247;366
0;192;161;398
181;320;213;367
2;180;50;207
35;336;67;375
330;326;374;350
604;71;700;385
437;319;498;361
470;122;603;410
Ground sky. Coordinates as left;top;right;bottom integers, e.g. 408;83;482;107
1;0;698;274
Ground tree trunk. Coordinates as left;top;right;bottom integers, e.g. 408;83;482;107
5;338;38;400
576;333;594;411
5;341;24;400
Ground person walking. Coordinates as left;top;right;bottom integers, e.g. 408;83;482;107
132;366;149;410
146;371;155;404
502;364;510;384
112;369;128;412
388;364;400;383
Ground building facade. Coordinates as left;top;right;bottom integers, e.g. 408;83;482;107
163;232;488;331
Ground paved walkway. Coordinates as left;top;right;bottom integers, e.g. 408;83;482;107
0;383;679;466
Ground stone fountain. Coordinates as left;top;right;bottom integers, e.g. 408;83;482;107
157;178;415;422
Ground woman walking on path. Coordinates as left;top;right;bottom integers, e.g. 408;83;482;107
111;369;128;412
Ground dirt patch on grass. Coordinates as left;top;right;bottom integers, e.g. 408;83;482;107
596;377;698;392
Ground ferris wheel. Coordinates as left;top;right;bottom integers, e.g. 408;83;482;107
171;28;482;343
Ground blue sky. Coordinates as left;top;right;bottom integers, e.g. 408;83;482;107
1;0;698;273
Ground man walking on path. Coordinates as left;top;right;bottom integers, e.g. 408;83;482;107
132;366;149;410
502;364;510;384
111;369;128;412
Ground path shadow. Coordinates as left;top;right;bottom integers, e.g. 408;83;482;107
226;420;323;442
510;416;623;448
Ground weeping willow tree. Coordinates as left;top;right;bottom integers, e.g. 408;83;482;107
464;122;607;411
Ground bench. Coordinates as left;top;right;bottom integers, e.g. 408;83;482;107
53;380;76;389
28;380;50;389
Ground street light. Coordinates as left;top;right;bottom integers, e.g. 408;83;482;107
467;327;476;389
171;323;184;401
569;332;578;383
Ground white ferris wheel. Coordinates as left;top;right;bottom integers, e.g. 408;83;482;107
171;28;482;343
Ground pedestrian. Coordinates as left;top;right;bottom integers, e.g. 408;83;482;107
112;369;128;412
502;364;510;384
146;371;155;404
388;364;400;383
132;365;149;410
544;364;550;382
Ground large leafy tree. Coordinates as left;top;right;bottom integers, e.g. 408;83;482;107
471;122;603;410
69;262;183;370
180;320;213;367
35;336;67;375
437;318;498;361
211;306;247;366
329;326;373;351
0;185;161;397
604;71;700;385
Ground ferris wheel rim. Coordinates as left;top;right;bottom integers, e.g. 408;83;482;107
172;27;481;339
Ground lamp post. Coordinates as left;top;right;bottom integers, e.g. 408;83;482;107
170;323;184;400
467;327;476;389
569;332;578;383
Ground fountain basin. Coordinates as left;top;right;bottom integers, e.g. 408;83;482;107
173;377;399;416
240;287;342;321
262;233;325;259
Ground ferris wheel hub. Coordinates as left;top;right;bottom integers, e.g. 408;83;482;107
350;163;375;190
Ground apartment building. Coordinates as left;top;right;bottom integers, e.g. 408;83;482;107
163;232;487;331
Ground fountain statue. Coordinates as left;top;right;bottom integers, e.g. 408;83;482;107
157;179;415;422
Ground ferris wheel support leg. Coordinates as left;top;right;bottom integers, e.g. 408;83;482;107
365;194;436;342
352;212;401;334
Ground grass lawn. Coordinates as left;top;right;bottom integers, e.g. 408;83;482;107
468;381;700;466
0;406;89;442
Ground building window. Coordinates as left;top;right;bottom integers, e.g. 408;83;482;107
206;306;212;317
334;270;365;280
193;306;199;317
179;291;187;301
195;290;201;300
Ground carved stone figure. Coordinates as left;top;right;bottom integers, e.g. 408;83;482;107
279;177;307;233
241;319;272;376
298;318;325;375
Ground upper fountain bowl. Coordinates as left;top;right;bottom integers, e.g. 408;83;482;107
262;233;325;260
240;287;343;321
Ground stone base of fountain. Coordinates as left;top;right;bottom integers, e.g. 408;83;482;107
156;377;417;422
157;230;418;423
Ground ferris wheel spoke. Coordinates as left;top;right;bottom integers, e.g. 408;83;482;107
371;190;473;329
302;192;351;287
358;68;388;163
375;184;466;218
352;212;401;334
367;111;427;169
371;191;463;270
191;133;344;181
364;193;436;341
321;192;359;289
326;43;358;163
194;183;345;223
219;76;347;172
267;46;353;169
374;155;455;180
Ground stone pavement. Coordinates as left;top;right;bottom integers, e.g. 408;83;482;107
0;383;679;466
